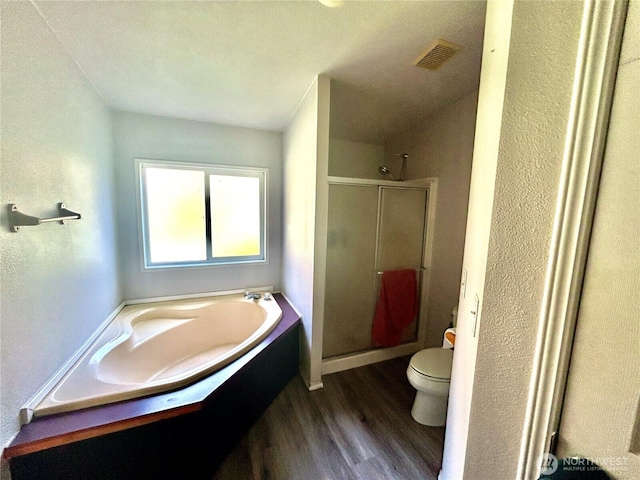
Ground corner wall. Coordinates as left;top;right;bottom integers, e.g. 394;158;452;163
282;76;330;388
384;91;478;348
111;111;283;300
328;139;384;179
0;0;120;469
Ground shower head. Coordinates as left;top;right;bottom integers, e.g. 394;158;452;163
394;153;409;181
378;166;395;180
379;153;408;181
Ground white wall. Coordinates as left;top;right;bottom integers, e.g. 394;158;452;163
0;0;120;468
112;111;283;300
328;139;384;179
384;91;478;348
462;1;585;478
312;76;331;386
439;2;513;478
282;76;330;388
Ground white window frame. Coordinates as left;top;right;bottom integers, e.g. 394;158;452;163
136;159;268;270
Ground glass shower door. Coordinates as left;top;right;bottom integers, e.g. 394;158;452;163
375;187;428;343
376;187;428;270
323;184;379;358
323;184;428;359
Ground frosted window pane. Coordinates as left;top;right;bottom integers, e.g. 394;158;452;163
210;175;261;257
146;168;206;263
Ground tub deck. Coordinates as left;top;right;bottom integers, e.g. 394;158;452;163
4;294;300;480
34;294;282;417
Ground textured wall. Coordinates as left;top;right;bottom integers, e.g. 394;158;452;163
557;1;640;477
463;1;584;478
0;0;120;465
384;91;478;348
111;111;282;300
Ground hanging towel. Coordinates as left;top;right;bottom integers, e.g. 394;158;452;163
372;269;418;347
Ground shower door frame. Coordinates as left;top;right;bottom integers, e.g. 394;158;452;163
321;176;438;375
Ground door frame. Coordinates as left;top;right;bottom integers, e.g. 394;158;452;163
518;1;628;478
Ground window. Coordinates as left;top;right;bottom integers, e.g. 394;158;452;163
138;160;267;268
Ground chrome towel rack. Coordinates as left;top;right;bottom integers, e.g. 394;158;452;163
8;203;81;232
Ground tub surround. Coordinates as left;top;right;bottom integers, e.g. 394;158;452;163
4;294;300;480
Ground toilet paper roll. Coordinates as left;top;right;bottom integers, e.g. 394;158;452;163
442;328;456;349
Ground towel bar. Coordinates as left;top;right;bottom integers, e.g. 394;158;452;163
376;268;426;275
8;203;81;232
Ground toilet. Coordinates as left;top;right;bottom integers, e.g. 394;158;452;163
406;348;453;426
406;308;456;426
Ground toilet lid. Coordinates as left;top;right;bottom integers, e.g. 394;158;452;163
410;348;453;380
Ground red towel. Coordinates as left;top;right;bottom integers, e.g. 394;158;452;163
372;269;418;347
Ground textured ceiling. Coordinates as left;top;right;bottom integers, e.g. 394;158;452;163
34;0;486;144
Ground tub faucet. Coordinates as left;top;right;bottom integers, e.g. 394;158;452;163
244;291;261;300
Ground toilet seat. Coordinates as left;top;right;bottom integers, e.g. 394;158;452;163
409;348;453;381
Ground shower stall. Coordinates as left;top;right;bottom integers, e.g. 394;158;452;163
321;175;436;374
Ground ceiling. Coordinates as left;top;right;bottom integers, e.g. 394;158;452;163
34;0;486;144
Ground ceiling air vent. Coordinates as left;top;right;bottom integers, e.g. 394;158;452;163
413;39;462;71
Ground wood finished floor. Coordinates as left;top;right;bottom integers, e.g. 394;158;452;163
211;356;445;480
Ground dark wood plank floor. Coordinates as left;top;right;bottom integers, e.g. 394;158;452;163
211;356;445;480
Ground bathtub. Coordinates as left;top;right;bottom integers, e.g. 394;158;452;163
32;292;282;418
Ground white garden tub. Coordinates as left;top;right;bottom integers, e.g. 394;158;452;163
32;292;282;418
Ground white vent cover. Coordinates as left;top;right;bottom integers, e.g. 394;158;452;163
413;39;462;71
